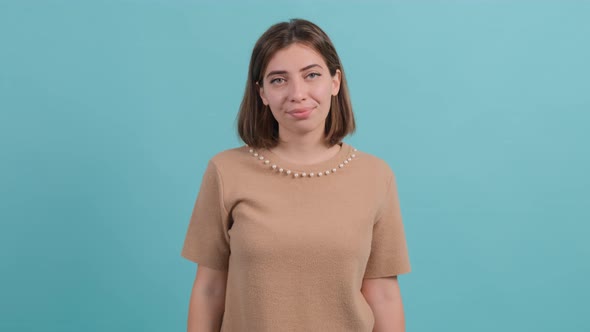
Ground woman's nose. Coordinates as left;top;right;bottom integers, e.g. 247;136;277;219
288;77;306;102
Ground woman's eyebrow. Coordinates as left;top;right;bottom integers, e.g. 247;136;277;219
265;64;323;78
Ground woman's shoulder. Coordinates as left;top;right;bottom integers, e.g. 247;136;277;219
354;145;396;179
205;145;250;169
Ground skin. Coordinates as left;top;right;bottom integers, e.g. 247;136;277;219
361;276;406;332
258;42;343;164
187;266;227;332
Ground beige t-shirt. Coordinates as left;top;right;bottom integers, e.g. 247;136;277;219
181;142;411;331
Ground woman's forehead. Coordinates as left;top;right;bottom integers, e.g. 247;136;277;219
264;43;326;73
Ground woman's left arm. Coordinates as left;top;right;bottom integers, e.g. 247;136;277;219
361;276;406;332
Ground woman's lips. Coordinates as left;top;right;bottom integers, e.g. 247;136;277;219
288;108;313;119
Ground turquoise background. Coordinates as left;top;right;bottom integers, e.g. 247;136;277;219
2;0;589;331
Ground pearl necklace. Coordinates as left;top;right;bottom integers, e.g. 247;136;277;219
246;145;358;178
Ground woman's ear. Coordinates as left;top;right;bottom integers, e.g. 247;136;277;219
332;69;342;96
257;81;269;105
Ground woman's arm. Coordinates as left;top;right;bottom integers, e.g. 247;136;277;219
361;276;406;332
187;265;228;332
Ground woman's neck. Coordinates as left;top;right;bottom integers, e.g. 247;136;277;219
270;132;340;165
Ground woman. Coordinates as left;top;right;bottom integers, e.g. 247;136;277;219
181;18;411;332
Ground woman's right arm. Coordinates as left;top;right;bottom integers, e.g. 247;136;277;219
187;265;228;332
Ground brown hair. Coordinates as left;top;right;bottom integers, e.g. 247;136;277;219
237;18;356;149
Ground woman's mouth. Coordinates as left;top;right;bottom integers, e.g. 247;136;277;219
287;108;313;119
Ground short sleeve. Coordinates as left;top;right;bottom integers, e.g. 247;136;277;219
363;171;411;278
180;160;231;271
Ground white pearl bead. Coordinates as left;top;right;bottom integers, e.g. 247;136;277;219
248;147;357;179
353;148;357;152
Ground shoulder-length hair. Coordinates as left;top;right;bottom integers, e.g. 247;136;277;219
237;18;356;149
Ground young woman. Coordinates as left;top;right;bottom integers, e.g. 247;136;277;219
181;18;411;332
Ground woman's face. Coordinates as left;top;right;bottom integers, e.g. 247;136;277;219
258;43;341;139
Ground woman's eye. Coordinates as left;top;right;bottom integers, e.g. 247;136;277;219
307;72;321;79
270;78;285;84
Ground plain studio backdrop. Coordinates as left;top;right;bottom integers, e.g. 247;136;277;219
1;0;588;331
